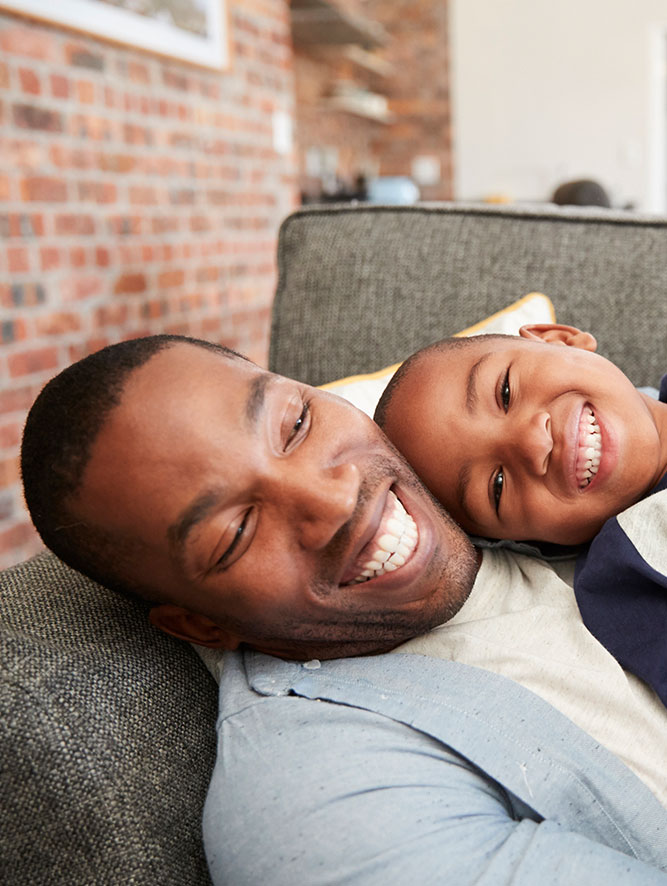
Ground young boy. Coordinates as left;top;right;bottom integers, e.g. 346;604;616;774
374;324;667;705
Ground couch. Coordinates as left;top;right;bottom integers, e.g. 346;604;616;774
2;202;666;884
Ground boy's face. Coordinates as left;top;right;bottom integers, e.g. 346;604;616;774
382;325;667;545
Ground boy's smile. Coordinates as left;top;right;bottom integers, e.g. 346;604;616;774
381;325;667;545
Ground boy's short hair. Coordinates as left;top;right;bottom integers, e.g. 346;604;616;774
374;334;512;429
21;334;244;602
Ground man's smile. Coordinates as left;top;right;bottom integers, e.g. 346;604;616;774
342;488;419;585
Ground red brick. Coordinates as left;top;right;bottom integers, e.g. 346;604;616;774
40;246;61;271
157;269;185;288
69;113;113;141
141;298;167;319
0;26;59;62
61;275;103;301
69;246;87;268
50;145;95;170
7;247;29;273
35;312;83;336
196;266;221;283
21;177;67;202
107;216;142;236
55;214;96;236
1;318;27;343
0;385;38;415
95;246;111;267
8;347;60;379
67;338;109;363
129;185;157;205
13;103;62;132
50;74;70;99
0;62;9;89
128;61;151;84
65;44;105;71
4;213;45;237
77;79;96;104
103;85;118;109
98;152;135;174
0;421;22;450
0;521;40;555
94;304;129;328
123;123;152;146
18;67;40;95
114;273;147;295
78;181;117;204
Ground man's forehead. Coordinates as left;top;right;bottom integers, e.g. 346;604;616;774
126;340;264;393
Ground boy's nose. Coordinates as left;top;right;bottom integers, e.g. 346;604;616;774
511;411;553;475
281;460;361;551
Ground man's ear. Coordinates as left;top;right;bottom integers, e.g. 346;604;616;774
518;323;597;352
149;604;241;650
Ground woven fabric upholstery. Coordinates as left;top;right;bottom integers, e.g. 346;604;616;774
0;552;217;885
271;203;667;387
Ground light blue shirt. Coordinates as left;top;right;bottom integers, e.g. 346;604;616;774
204;649;667;884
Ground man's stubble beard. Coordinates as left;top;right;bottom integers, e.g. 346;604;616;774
257;451;479;658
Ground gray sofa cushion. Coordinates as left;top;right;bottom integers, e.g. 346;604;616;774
271;203;667;387
1;552;217;885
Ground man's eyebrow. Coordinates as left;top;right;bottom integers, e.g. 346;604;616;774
167;373;274;561
246;372;273;429
465;352;491;414
168;488;224;558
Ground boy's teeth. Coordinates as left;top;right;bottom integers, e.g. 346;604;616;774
348;490;419;584
576;406;602;489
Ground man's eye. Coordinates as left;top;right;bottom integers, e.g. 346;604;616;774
493;468;504;514
500;369;511;413
285;401;310;449
217;510;250;568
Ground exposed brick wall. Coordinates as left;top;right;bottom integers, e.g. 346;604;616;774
0;1;298;568
295;0;452;201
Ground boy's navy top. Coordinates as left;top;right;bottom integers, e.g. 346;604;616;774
575;374;667;707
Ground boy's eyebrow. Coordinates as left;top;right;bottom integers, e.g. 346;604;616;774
465;352;491;413
455;462;477;527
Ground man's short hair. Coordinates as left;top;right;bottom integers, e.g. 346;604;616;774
21;334;244;602
374;334;512;429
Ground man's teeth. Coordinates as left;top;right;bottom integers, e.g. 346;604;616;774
351;491;418;584
576;405;602;488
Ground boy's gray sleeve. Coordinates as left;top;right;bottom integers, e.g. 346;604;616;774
203;693;667;886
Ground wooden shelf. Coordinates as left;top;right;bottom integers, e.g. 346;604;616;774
291;0;388;49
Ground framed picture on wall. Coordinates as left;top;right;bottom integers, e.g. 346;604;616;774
0;0;230;70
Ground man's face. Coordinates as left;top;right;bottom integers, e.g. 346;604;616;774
382;327;667;545
72;344;477;659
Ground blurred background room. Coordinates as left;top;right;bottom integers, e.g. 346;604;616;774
2;0;667;566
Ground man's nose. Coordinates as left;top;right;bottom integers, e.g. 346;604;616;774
283;461;361;550
510;411;553;475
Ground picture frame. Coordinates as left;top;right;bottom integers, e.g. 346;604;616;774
0;0;230;70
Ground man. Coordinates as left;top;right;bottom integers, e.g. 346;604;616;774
21;335;667;884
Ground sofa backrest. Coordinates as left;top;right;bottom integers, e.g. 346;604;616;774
270;203;667;388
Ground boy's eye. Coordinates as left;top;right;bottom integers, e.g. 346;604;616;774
285;401;310;450
492;468;504;514
500;369;511;413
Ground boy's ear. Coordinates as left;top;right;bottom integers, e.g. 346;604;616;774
518;323;597;352
149;604;241;650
